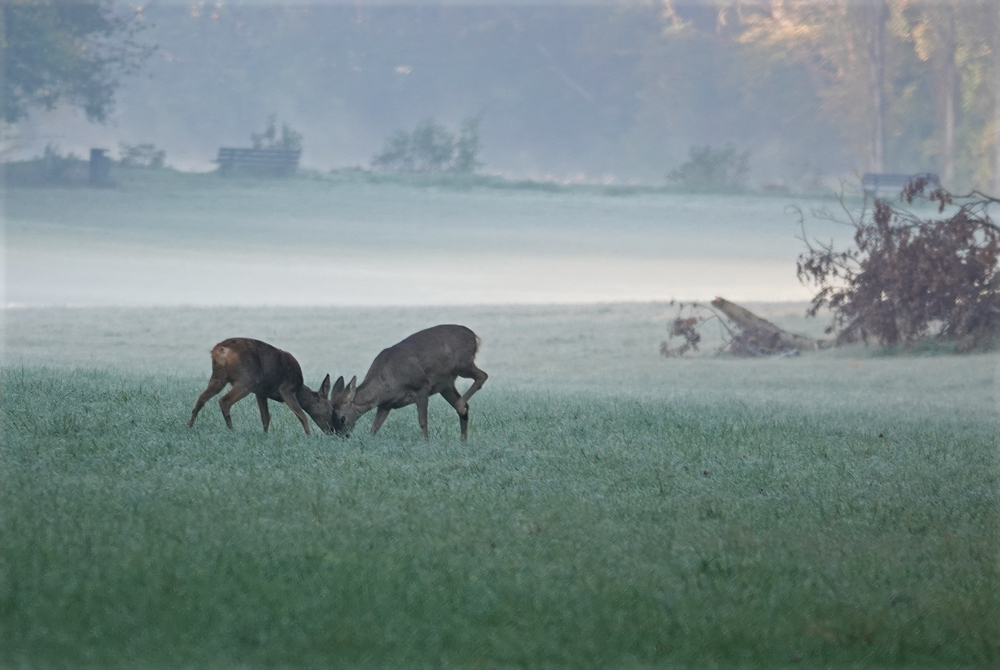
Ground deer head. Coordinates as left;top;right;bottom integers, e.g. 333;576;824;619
298;374;333;435
329;375;359;437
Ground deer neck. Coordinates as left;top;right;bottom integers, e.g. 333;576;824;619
352;378;389;415
294;384;312;404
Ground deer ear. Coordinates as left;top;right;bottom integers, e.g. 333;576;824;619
319;374;331;399
345;376;357;402
332;375;345;394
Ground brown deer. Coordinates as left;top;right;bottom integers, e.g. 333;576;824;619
188;338;333;435
329;324;488;441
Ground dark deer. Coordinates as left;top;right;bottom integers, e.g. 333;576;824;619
188;338;332;435
330;324;488;440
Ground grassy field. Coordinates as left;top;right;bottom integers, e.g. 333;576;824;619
2;175;997;666
2;304;998;668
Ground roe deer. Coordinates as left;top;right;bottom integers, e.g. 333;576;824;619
330;324;488;441
188;338;332;435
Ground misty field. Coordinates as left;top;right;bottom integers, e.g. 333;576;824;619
2;170;848;307
2;304;998;668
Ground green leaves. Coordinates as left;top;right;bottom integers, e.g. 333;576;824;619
2;0;152;123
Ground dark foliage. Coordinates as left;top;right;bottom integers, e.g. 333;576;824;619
118;142;165;168
372;117;483;173
2;1;153;123
452;117;484;174
660;305;703;357
797;176;1000;352
3;145;88;186
251;114;302;152
667;143;750;191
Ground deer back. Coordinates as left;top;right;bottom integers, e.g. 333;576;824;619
360;325;478;399
211;338;305;396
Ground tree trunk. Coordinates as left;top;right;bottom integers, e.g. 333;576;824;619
869;0;888;173
0;6;6;165
939;0;957;186
994;0;1000;194
0;4;6;133
710;298;831;352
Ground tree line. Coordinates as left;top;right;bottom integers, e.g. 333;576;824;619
3;1;1000;190
682;0;1000;191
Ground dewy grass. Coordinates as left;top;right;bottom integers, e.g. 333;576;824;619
1;366;997;668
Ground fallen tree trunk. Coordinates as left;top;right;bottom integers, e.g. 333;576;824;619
710;297;832;353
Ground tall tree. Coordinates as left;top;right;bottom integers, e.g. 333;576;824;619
631;0;848;178
902;0;959;184
737;0;893;171
937;0;957;184
898;0;997;189
735;0;997;185
868;0;887;173
1;0;151;125
994;0;1000;193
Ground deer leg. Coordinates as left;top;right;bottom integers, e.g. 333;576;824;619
441;385;469;441
189;377;228;427
218;384;254;430
455;365;488;415
415;390;430;441
256;394;271;433
370;406;391;435
279;386;312;436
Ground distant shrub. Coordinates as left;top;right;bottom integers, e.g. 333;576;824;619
42;144;88;183
118;142;165;168
251;114;303;152
372;117;483;173
668;143;749;191
3;144;88;186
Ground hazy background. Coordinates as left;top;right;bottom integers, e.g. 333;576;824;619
3;9;998;666
3;173;842;306
4;0;999;308
9;0;849;182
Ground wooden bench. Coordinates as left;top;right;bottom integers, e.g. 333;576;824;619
861;173;919;196
216;148;301;176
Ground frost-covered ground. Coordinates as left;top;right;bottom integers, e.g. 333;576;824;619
4;176;998;667
2;308;997;667
4;301;996;421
